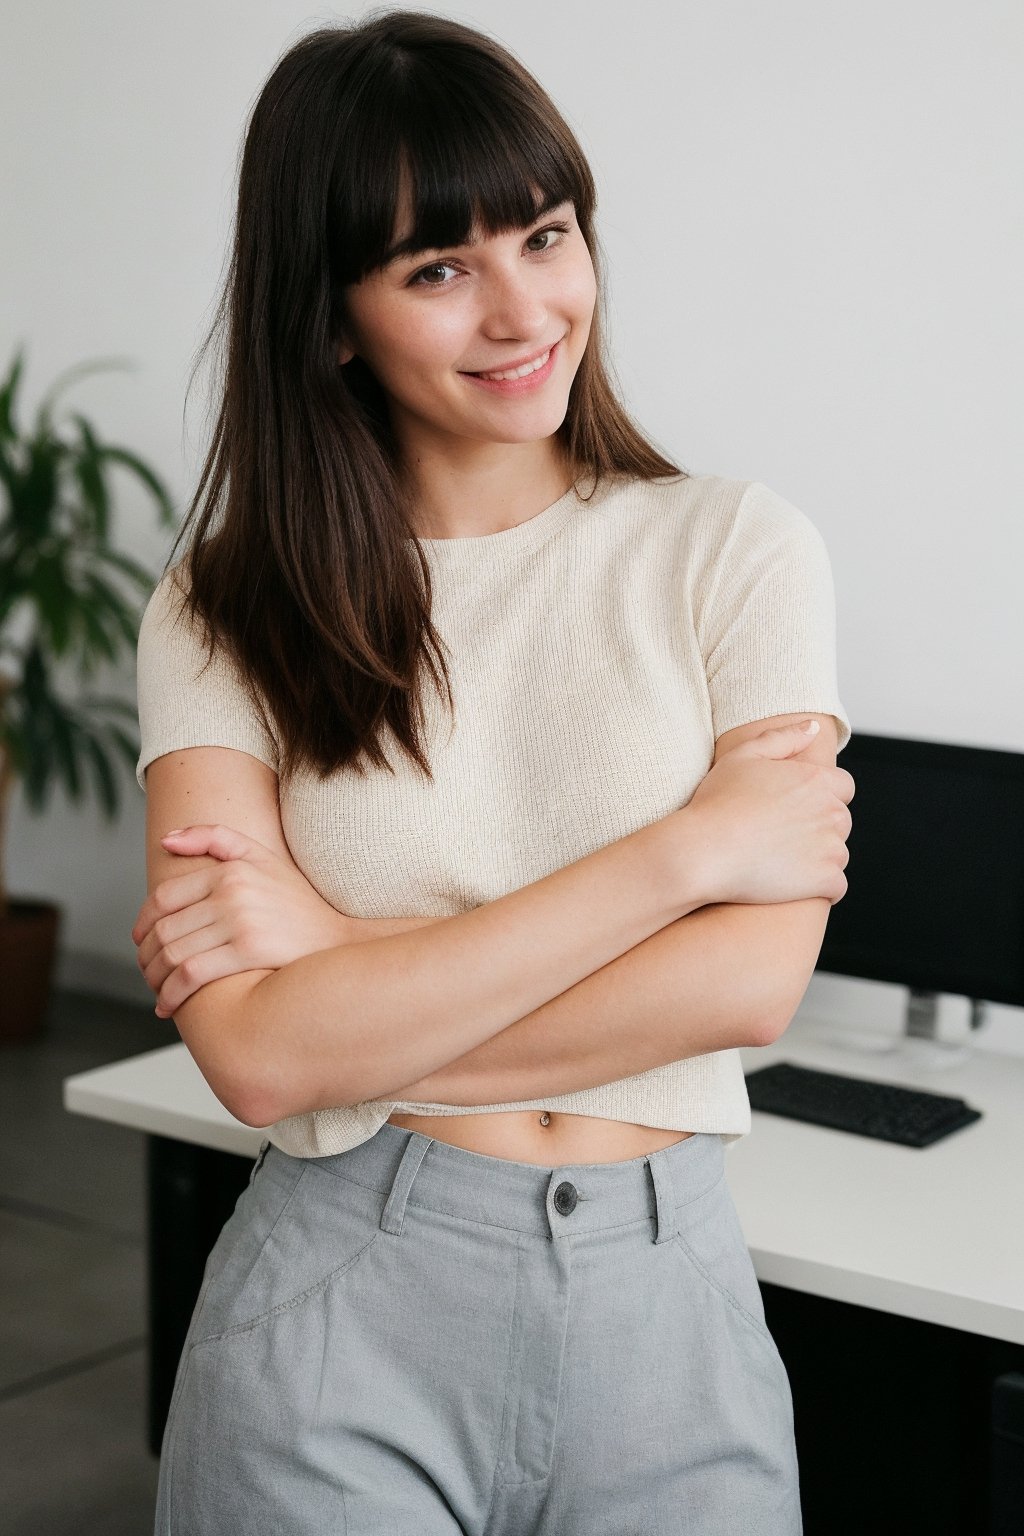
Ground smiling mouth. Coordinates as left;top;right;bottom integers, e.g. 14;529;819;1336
466;340;562;381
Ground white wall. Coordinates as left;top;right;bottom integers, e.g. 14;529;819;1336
3;2;1022;1048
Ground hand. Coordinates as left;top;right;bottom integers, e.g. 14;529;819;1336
131;824;351;1017
683;721;856;906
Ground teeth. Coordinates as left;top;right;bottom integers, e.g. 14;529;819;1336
478;347;551;382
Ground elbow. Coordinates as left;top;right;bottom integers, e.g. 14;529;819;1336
224;1050;358;1128
170;982;294;1129
222;1078;282;1130
756;970;817;1047
746;1007;785;1049
208;1050;356;1124
754;1001;793;1048
190;1055;282;1129
171;971;361;1126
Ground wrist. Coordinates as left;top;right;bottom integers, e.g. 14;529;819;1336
659;805;719;915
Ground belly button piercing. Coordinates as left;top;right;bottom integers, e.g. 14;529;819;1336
539;1112;551;1126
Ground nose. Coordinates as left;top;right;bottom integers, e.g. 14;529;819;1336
479;265;549;343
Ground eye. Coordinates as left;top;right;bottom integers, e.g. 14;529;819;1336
405;221;574;288
524;221;571;253
409;259;460;288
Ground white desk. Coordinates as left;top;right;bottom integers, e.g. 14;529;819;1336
63;1007;1024;1345
736;1017;1024;1347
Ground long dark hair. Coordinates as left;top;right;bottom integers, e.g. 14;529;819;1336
164;8;685;784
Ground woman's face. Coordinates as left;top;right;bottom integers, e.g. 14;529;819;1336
339;197;597;456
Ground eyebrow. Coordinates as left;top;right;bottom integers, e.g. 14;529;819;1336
379;193;572;270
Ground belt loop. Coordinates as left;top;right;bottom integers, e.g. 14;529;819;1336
380;1130;434;1235
646;1147;678;1245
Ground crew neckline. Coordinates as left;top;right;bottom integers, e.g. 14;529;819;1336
407;471;602;558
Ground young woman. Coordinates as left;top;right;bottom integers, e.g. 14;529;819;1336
131;11;854;1532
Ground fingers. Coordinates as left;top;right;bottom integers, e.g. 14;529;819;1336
132;825;271;945
152;939;243;1017
136;899;221;973
161;824;270;861
131;868;214;946
140;916;225;1000
830;766;856;803
736;720;821;758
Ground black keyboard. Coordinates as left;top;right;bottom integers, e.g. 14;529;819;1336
744;1060;983;1148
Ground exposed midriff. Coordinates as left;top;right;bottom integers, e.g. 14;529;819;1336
386;1108;694;1166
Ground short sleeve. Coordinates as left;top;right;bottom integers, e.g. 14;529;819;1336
135;566;279;790
697;481;852;753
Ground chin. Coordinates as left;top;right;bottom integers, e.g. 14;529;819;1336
476;402;572;445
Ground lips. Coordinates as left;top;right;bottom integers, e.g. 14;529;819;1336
466;337;564;376
462;338;563;395
465;339;564;380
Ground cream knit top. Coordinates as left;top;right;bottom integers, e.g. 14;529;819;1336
135;472;851;1158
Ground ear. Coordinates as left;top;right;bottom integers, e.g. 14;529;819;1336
338;341;356;366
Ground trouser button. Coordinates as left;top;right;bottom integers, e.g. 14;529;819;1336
553;1181;578;1215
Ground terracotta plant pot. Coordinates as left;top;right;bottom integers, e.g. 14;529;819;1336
0;899;62;1042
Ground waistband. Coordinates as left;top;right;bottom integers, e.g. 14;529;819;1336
261;1121;726;1246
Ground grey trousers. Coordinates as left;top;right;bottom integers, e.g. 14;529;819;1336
155;1122;802;1534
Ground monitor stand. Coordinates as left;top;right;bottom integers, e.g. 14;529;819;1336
801;991;988;1075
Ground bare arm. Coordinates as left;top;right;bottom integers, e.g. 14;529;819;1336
383;712;842;1105
383;897;826;1106
146;714;846;1127
143;746;714;1128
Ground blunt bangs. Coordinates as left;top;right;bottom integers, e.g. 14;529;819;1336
328;38;595;287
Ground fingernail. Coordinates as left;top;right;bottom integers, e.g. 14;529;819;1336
162;829;185;839
800;721;820;735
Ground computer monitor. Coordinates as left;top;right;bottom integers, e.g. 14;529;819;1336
814;731;1024;1068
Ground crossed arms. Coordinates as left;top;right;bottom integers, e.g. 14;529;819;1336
138;713;839;1125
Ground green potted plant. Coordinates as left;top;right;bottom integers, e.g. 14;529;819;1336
0;346;176;1040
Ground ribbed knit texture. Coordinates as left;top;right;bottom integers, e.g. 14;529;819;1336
136;473;851;1158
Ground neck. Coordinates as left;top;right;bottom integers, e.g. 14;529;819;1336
398;436;575;541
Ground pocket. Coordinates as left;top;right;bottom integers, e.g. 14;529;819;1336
190;1159;383;1347
671;1176;778;1353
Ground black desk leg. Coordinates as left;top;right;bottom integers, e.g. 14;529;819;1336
145;1135;255;1457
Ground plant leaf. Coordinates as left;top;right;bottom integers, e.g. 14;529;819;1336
82;569;140;650
68;413;110;543
78;694;139;721
94;445;176;526
77;602;120;669
12;435;62;539
106;723;142;772
34;357;135;436
0;345;26;443
49;703;82;800
0;350;179;824
81;731;119;819
93;545;162;594
31;552;74;654
16;650;52;808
